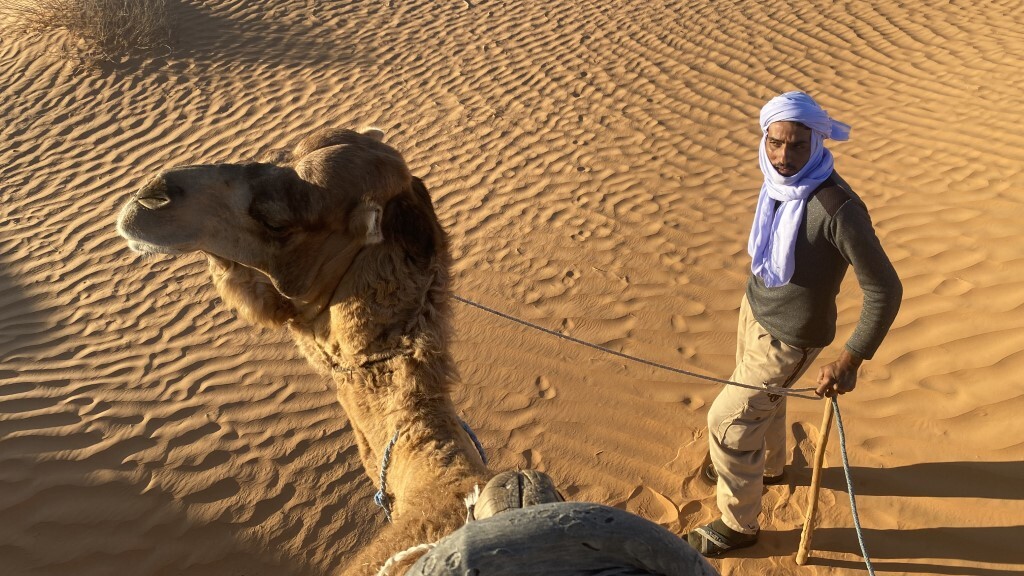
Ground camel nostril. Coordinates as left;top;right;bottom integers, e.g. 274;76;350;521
137;193;170;210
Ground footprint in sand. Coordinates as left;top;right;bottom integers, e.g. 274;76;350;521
622;485;680;527
934;277;974;296
660;250;686;272
677;499;705;530
561;268;580;287
670;314;688;332
535;376;557;399
522;448;545;471
675;345;696;359
571;228;591;241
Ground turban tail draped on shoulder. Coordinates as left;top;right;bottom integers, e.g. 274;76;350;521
748;91;851;287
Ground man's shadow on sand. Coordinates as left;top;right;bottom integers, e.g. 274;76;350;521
758;430;1024;575
804;461;1024;572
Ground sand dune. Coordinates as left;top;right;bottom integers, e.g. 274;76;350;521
2;1;1022;574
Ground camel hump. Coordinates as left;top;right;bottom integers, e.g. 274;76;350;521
474;470;564;520
359;126;385;141
291;126;389;159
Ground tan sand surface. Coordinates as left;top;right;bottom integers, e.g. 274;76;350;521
2;1;1023;574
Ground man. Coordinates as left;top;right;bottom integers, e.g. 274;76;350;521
686;91;902;556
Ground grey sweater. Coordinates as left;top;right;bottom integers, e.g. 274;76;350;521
746;171;902;359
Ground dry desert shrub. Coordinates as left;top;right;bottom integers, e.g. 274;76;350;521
1;0;171;63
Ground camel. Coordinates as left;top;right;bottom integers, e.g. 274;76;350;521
117;126;502;573
116;127;715;576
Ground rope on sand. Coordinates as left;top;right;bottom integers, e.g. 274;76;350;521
833;397;876;575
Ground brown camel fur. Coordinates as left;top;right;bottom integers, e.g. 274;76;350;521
117;127;492;574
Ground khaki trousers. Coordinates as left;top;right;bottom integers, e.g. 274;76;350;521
707;295;822;534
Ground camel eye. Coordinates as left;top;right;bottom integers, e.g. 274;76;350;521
250;198;293;235
263;220;288;233
253;210;289;233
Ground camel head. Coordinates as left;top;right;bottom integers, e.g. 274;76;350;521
117;127;447;329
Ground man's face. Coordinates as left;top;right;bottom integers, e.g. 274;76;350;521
765;121;813;177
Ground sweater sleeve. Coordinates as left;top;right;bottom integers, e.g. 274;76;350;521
828;201;903;359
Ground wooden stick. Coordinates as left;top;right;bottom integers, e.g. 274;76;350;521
796;399;834;565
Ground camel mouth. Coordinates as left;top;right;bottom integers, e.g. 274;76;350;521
125;238;185;255
136;193;171;210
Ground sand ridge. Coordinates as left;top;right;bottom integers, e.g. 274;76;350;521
2;0;1023;574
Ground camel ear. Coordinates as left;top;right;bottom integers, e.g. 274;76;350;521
360;127;385;142
351;200;384;244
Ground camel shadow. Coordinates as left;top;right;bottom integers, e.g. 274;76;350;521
0;246;371;574
0;251;50;376
0;369;368;575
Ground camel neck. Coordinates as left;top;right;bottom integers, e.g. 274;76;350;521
330;352;490;519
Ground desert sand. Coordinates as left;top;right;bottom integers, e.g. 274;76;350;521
1;1;1022;575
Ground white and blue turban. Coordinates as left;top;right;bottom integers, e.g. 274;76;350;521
748;91;851;287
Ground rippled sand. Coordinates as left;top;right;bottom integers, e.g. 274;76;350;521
1;1;1022;574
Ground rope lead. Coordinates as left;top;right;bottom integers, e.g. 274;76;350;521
833;397;876;575
374;419;487;523
373;430;401;523
454;294;874;572
453;295;819;399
